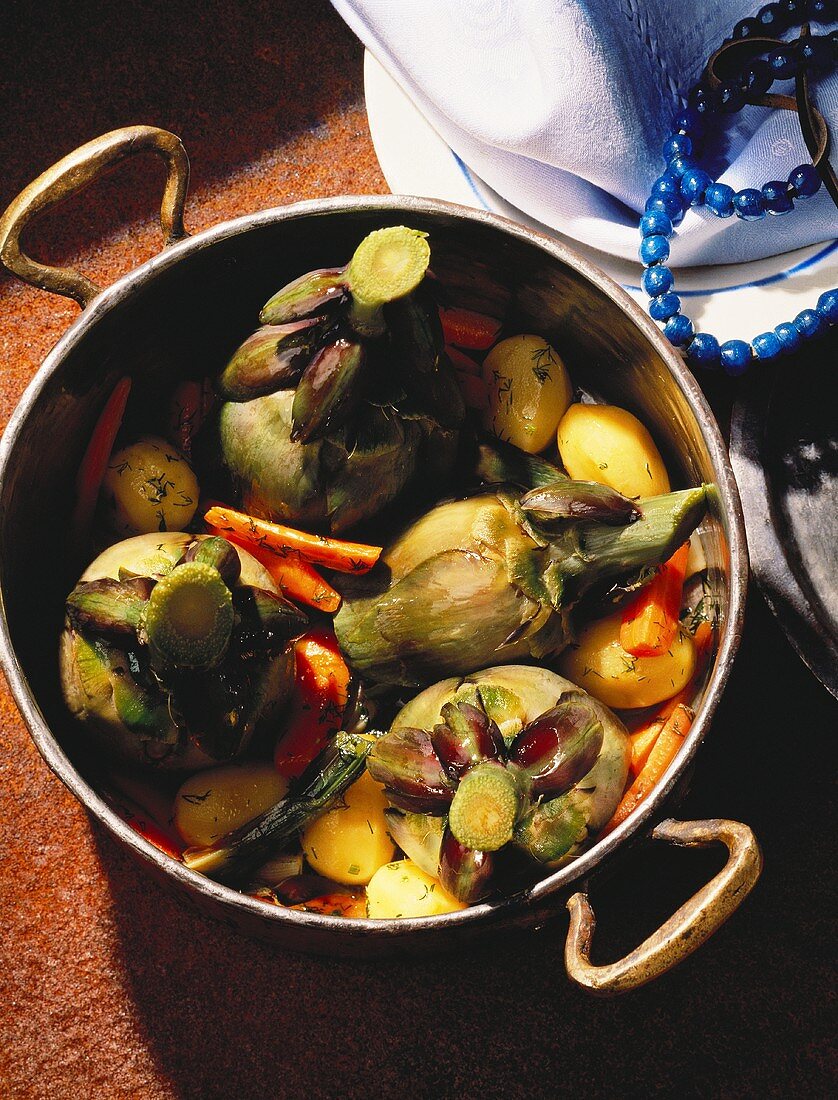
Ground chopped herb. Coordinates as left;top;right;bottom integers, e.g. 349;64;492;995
182;790;212;805
348;863;360;876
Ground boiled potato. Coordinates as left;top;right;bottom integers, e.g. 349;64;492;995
301;770;395;887
366;860;466;919
174;762;289;847
560;611;695;710
557;404;670;497
102;435;200;537
482;334;572;453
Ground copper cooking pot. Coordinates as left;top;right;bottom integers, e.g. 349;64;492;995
0;127;759;993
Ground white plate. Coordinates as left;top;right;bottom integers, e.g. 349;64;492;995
364;51;836;345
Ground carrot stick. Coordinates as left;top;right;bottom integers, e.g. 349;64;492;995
629;724;661;776
439;306;502;350
102;780;182;861
72;376;132;540
206;524;341;613
457;372;489;412
445;344;481;375
204;505;382;575
620;542;690;657
291;893;367;918
626;619;714;777
274;629;351;777
602;703;695;835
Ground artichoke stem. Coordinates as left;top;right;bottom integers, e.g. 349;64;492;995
448;762;521;852
184;536;241;589
346;226;431;337
573;485;708;589
143;561;234;670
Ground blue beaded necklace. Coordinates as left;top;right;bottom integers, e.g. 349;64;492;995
639;2;838;375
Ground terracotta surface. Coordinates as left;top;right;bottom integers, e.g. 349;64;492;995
0;3;835;1097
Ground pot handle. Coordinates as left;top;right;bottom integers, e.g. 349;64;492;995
0;125;189;308
564;818;762;995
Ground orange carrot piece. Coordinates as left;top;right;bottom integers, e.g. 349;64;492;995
72;376;132;540
204;505;381;575
602;703;695;836
206;525;341;613
274;629;351;778
620;542;690;657
102;782;183;861
439;306;502;350
629;724;662;776
445;344;481;375
457;372;489;412
291;893;367;918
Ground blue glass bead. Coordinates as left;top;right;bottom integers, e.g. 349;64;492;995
741;60;773;96
640;209;673;238
719;84;746;113
720;340;752;376
651;174;680;197
649;293;681;321
664;314;694;347
757;3;789;33
788;163;821;197
667;154;693;179
809;1;838;23
799;35;832;71
774;321;801;353
762;180;794;214
641;265;673;296
662;134;692;160
752;331;782;361
691;90;718;118
645;194;685;223
680;168;712;206
767;48;797;79
794;308;823;339
734;188;766;219
778;0;806;21
686;332;721;368
673;108;701;136
816;289;838;324
733;16;761;38
639;235;670;265
705;182;735;217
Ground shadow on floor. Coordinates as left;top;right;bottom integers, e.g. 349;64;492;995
92;593;836;1099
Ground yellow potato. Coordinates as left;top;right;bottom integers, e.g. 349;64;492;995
482;334;572;453
174;762;289;847
557;404;670;498
366;860;466;919
301;770;395;887
102;436;200;537
560;612;696;710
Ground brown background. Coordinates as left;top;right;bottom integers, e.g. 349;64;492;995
1;2;835;1097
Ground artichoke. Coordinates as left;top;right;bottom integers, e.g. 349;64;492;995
60;532;306;770
334;480;708;688
217;226;465;533
369;665;629;902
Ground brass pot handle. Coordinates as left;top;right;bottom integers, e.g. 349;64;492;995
565;818;763;995
0;125;189;308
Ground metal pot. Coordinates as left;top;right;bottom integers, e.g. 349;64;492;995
0;127;758;993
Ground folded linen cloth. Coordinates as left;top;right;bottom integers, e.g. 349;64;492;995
333;0;837;266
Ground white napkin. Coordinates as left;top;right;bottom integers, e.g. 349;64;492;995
333;0;837;267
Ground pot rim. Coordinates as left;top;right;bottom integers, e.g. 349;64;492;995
0;193;748;937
